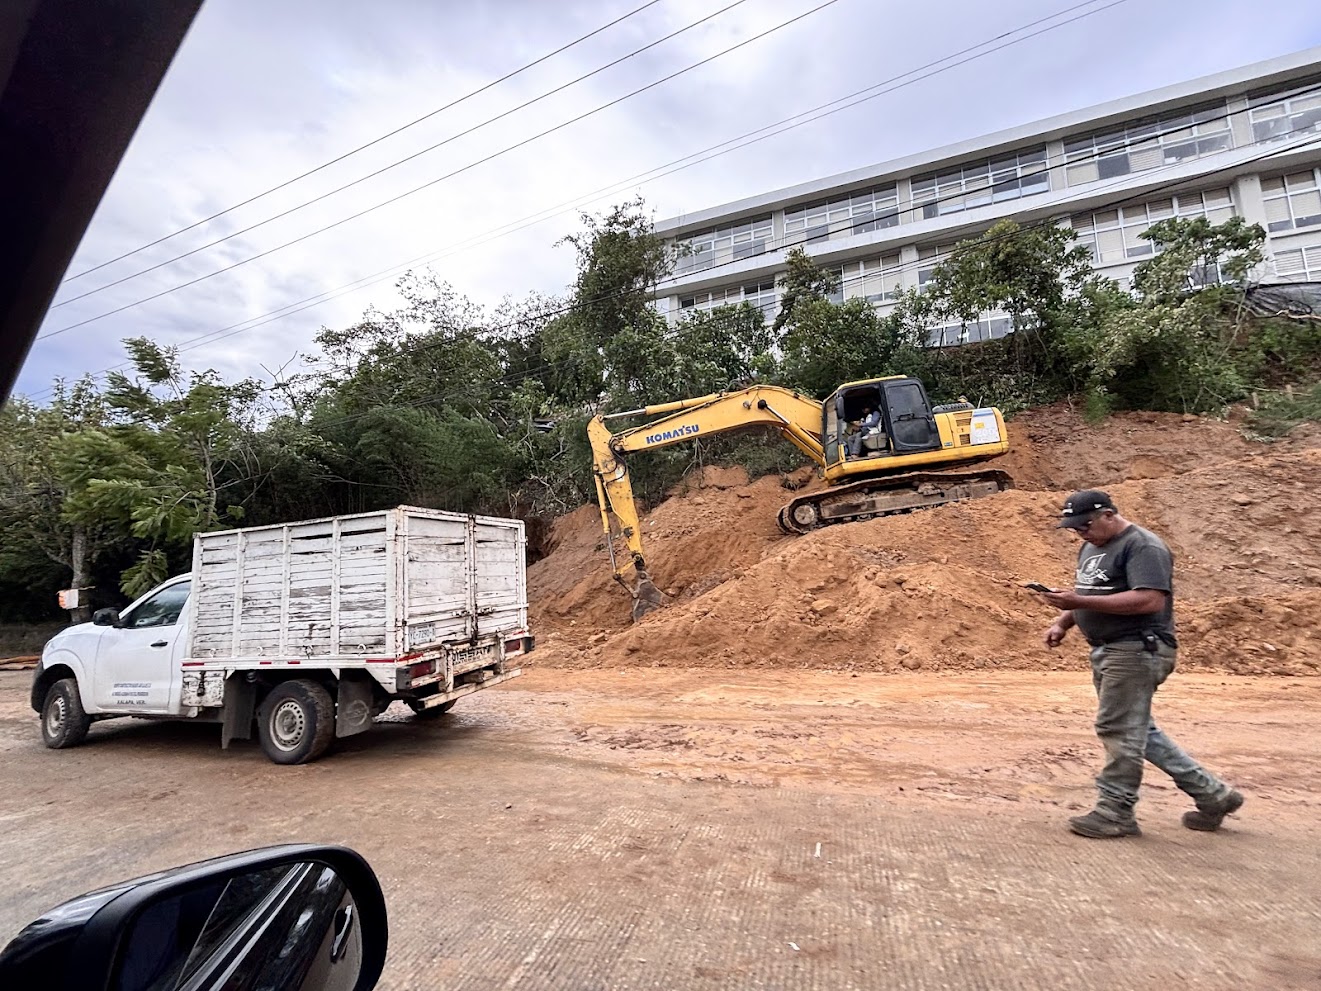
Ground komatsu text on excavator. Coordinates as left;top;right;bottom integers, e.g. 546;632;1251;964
589;376;1011;620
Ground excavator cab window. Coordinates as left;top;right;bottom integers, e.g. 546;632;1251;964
880;378;941;453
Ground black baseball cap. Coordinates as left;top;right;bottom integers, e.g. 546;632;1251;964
1057;489;1115;529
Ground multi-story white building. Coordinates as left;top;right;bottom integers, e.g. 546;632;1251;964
653;47;1321;346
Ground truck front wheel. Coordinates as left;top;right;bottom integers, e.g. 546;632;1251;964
42;678;92;750
257;680;335;765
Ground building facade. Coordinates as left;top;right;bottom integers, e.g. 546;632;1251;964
652;47;1321;346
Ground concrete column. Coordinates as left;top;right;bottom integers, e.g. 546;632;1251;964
898;243;919;289
772;209;786;249
1045;139;1066;191
1227;94;1253;150
895;177;914;225
1232;173;1267;227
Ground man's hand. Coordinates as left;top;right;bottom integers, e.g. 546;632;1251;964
1044;623;1069;649
1039;589;1083;610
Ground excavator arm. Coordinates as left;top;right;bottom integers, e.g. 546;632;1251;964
589;385;824;620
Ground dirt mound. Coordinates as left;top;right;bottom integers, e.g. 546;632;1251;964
529;465;795;633
526;407;1321;676
994;402;1313;491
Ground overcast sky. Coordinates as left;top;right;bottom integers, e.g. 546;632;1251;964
15;0;1321;399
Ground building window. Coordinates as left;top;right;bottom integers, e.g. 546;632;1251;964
1063;103;1232;186
923;315;1014;347
1261;170;1321;233
783;185;899;245
674;215;774;276
1249;78;1321;144
1274;244;1321;282
678;280;778;321
910;147;1049;220
1069;188;1235;266
841;253;903;304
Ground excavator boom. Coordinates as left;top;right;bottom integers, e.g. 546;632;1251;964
589;386;825;619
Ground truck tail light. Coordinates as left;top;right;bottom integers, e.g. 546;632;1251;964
409;660;435;680
504;635;534;657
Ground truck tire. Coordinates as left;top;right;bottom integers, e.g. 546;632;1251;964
42;678;92;750
407;698;456;718
257;680;335;765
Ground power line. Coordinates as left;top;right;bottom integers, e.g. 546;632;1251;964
39;0;843;339
29;0;1129;393
33;0;1268;412
29;71;1308;410
32;123;1315;420
61;0;671;284
131;0;1126;364
126;40;1308;375
53;0;753;308
294;127;1321;435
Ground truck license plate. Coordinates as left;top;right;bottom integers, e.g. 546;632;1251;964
408;623;436;649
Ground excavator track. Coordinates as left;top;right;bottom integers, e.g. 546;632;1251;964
776;469;1014;534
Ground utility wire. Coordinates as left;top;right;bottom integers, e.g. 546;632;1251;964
294;127;1321;436
45;0;1294;405
53;0;752;307
32;0;1101;401
61;0;671;283
39;0;842;338
167;0;1126;359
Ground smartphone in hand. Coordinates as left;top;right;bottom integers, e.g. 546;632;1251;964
1023;582;1059;594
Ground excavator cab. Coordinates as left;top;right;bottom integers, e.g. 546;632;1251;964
827;377;942;466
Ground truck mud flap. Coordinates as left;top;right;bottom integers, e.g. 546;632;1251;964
336;675;375;738
220;676;255;750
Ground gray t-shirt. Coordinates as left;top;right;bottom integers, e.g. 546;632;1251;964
1071;524;1177;647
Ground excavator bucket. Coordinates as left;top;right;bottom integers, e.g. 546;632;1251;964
631;575;666;622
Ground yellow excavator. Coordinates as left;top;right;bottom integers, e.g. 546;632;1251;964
589;375;1012;619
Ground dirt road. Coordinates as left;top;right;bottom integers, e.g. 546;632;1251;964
2;667;1318;989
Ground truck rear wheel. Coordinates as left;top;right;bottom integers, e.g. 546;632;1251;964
42;678;92;750
257;680;335;765
407;698;456;718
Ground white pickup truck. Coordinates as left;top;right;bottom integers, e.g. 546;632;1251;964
31;506;533;764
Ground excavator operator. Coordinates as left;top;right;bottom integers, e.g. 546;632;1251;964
847;406;882;459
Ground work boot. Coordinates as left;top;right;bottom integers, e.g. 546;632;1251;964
1068;811;1141;838
1182;789;1244;832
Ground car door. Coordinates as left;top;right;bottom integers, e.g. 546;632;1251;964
92;580;192;713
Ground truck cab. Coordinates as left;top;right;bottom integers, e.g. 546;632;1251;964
34;575;194;724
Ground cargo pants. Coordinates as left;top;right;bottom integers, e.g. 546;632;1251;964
1089;640;1231;824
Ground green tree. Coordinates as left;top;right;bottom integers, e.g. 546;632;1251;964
1090;217;1266;413
0;379;118;621
60;338;263;596
543;197;673;408
773;248;901;397
893;219;1126;407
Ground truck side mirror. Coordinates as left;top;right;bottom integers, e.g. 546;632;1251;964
92;608;120;627
0;844;388;991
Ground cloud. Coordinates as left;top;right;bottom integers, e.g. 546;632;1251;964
16;0;1321;398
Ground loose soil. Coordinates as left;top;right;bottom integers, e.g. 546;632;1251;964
529;403;1321;677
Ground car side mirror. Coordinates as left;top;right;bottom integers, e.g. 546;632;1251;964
91;608;120;627
0;844;388;991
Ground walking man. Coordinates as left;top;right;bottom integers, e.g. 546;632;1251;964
1035;489;1243;838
